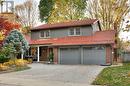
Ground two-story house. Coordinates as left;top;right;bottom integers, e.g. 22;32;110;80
26;19;115;65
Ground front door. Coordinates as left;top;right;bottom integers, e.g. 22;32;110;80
40;47;48;61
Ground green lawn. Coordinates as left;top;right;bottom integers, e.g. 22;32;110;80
93;63;130;86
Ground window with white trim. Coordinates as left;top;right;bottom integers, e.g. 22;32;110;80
40;30;50;38
69;28;80;36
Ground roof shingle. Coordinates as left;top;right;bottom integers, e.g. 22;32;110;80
31;19;99;30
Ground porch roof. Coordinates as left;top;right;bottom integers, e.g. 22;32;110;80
25;30;115;46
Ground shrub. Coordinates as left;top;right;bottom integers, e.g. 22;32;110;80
27;58;33;64
3;60;14;67
0;54;9;63
48;52;54;62
4;59;29;67
0;64;9;71
0;44;14;63
15;59;28;67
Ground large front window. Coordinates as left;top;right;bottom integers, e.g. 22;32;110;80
40;30;50;38
69;28;80;36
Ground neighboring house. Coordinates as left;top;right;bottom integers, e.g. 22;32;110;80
123;52;130;62
26;19;115;65
122;46;130;62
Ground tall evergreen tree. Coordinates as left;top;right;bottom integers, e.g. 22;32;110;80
38;0;55;22
3;29;29;59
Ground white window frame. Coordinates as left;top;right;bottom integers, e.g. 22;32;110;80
68;27;81;36
40;30;50;38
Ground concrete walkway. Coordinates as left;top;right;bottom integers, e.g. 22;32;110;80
0;63;105;86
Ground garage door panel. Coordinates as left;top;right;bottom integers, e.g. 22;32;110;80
83;47;106;65
83;49;94;64
60;48;80;64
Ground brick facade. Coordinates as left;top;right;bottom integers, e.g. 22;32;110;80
106;46;112;64
53;47;58;64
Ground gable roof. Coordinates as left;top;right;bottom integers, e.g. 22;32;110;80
31;19;100;31
26;30;115;46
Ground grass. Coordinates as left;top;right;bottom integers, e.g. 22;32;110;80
93;63;130;86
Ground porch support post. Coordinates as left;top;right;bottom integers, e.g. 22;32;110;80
21;52;24;59
37;46;40;62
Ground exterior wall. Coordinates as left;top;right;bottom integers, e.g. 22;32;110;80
31;31;40;40
31;25;93;40
123;52;130;62
80;26;93;36
106;45;112;64
50;28;68;38
92;22;100;32
53;47;58;64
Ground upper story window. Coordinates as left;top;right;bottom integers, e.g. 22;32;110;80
40;30;50;38
69;29;75;35
75;28;80;35
69;28;80;36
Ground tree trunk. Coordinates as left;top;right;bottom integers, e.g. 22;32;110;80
114;23;118;62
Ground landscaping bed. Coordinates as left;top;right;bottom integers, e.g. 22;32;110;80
93;63;130;86
0;59;31;74
0;66;30;74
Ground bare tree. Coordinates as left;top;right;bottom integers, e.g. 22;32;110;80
86;0;130;32
15;0;39;33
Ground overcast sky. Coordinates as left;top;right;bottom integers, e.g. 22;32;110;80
13;0;26;4
13;0;40;5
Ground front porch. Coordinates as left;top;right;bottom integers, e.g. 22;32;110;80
24;45;58;63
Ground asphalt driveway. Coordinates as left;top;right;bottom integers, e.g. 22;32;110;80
0;63;105;86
